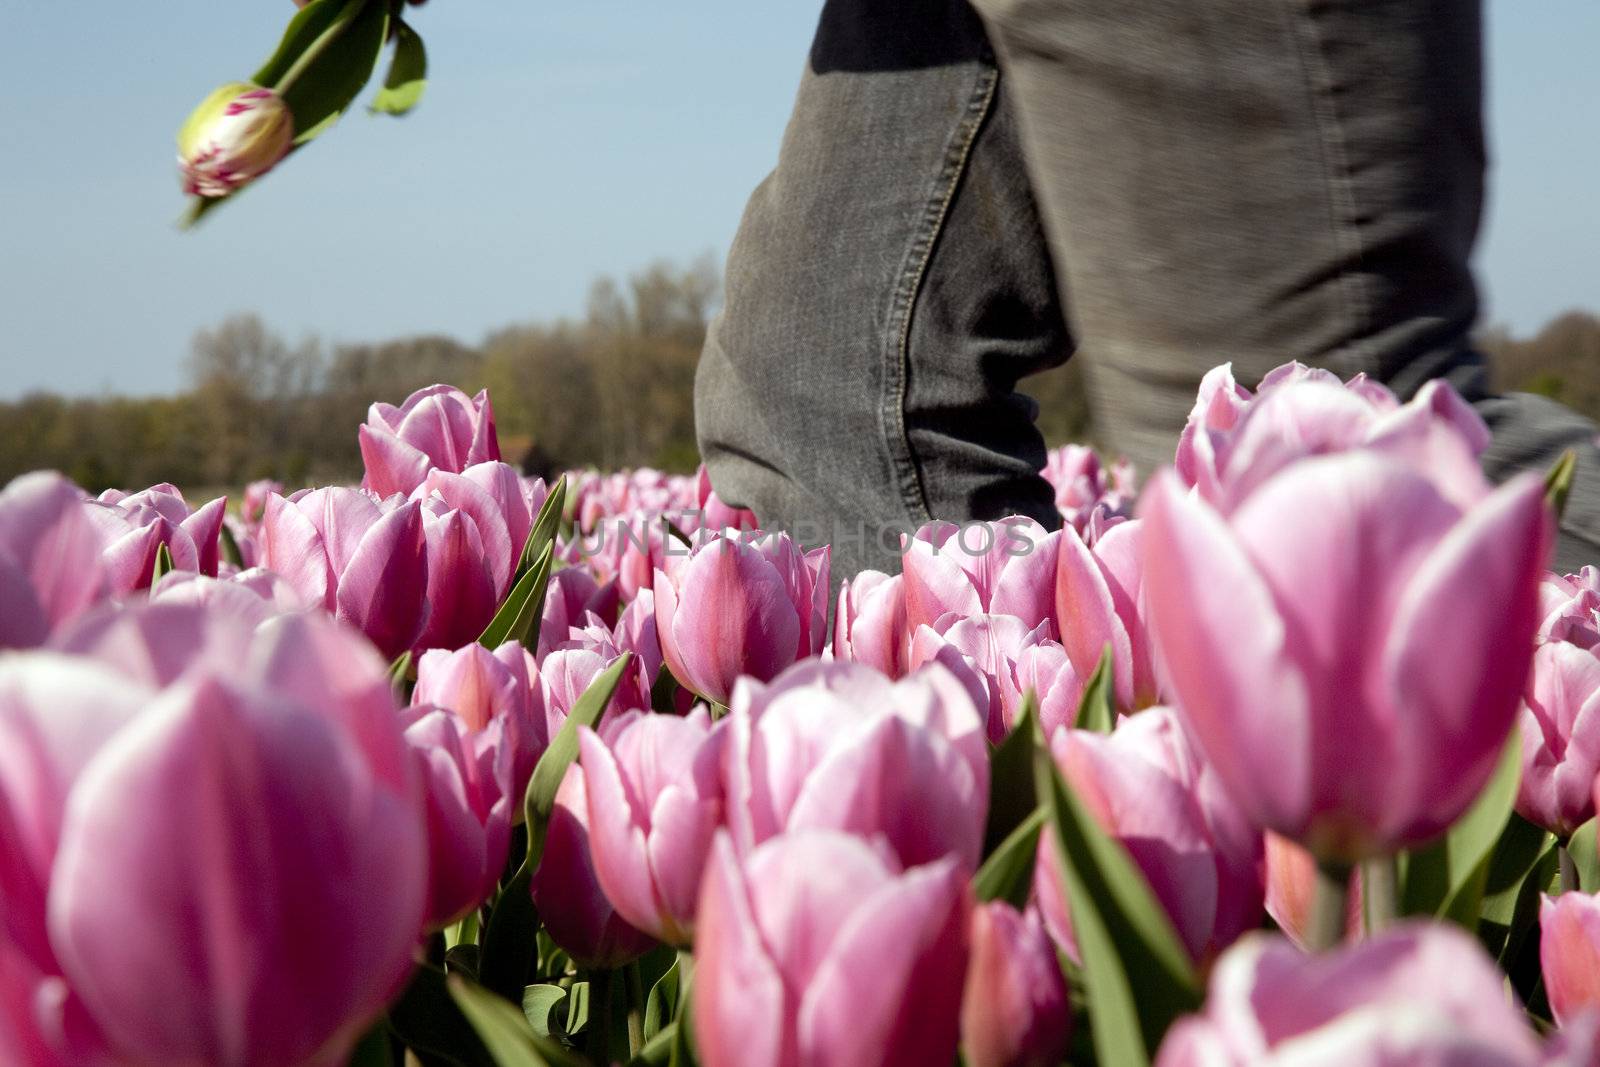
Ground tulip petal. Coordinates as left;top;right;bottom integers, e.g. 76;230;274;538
258;493;332;610
577;727;667;941
359;424;435;499
693;836;793;1067
336;500;430;660
1140;472;1312;834
0;474;102;632
798;855;967;1067
1384;474;1549;844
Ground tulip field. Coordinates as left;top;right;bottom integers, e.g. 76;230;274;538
3;362;1599;1067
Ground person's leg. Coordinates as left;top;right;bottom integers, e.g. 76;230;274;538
969;0;1600;568
695;0;1069;580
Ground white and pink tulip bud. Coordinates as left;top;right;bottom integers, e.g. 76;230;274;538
177;83;294;198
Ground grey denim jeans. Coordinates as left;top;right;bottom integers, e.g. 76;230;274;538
695;0;1600;578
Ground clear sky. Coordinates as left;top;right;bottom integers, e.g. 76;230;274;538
1;1;1594;398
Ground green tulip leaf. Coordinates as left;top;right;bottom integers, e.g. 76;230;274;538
984;694;1040;855
480;542;554;651
219;522;244;569
150;543;174;588
643;958;680;1041
1545;449;1578;520
1568;818;1600;893
522;984;569;1038
346;1020;394;1067
1074;645;1116;734
521;476;568;577
372;21;427;116
448;976;590;1067
629;1025;676;1067
1398;735;1521;926
1035;743;1200;1066
974;807;1045;909
257;0;391;147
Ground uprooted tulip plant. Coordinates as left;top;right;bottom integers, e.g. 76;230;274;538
3;359;1598;1067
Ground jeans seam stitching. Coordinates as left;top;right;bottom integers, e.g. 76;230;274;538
881;63;1000;525
1281;0;1375;373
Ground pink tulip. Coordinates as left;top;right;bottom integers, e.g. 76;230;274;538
960;902;1070;1067
1517;638;1600;838
86;484;227;592
4;604;427;1067
1540;568;1600;647
359;384;501;498
1042;444;1134;535
1262;832;1362;949
1034;710;1264;965
696;464;758;531
413;642;545;796
1175;361;1491;514
538;566;620;660
0;472;106;649
577;708;724;944
404;705;517;927
530;764;657;969
538;600;660;725
1141;449;1549;862
908;612;1080;743
901;518;1055;639
654;530;829;704
694;830;969;1067
832;570;909;677
240;478;283;528
1051;518;1158;711
1542;891;1600;1028
408;463;535;653
258;488;430;659
720;660;989;871
149;568;307;626
1156;925;1549;1066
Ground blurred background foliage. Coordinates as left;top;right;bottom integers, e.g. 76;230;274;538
1;252;1592;496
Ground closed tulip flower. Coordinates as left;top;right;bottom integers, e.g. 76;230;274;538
1035;710;1264;965
654;530;829;704
961;902;1070;1067
404;705;517;928
413;641;545;800
1541;891;1600;1028
0;472;105;649
694;830;969;1067
1157;925;1552;1067
1042;443;1134;534
1141;447;1549;862
1540;568;1600;646
258;487;430;659
83;484;227;595
530;764;657;969
6;604;427;1067
577;708;724;944
832;570;909;677
538;566;621;660
359;385;501;499
721;660;989;871
1517;637;1600;838
902;518;1055;639
908;612;1079;744
1051;518;1158;712
177;83;294;197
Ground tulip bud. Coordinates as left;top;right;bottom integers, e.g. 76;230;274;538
694;831;969;1067
177;83;294;198
1541;892;1600;1027
1516;604;1600;838
961;902;1070;1067
1156;926;1549;1066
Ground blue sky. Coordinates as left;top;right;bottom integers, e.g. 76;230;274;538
1;1;1594;398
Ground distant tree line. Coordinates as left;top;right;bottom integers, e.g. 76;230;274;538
4;253;1591;496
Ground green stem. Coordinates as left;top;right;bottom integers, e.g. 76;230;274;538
1362;856;1398;936
1560;843;1581;894
1308;859;1352;952
626;960;646;1057
274;0;369;95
